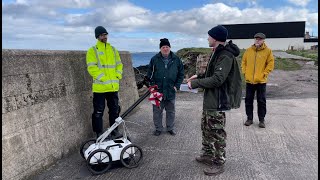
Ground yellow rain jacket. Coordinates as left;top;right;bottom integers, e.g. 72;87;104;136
241;42;274;84
86;40;123;92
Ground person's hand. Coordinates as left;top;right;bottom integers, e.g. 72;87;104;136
173;86;177;92
187;75;197;82
187;81;192;89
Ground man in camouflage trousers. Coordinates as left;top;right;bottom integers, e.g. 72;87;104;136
201;111;227;165
187;25;242;176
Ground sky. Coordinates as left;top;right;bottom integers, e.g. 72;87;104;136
2;0;318;52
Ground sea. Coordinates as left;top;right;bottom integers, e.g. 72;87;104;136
131;52;157;67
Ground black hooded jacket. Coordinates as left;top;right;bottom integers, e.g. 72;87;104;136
191;40;242;111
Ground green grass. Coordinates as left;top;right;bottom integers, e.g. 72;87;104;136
274;58;302;71
286;50;318;61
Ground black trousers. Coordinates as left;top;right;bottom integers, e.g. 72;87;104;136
245;83;266;121
92;92;119;135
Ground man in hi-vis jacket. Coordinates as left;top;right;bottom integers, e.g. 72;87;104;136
86;26;123;138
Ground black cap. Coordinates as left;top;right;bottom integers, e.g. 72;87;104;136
254;32;266;39
159;38;171;48
95;26;108;39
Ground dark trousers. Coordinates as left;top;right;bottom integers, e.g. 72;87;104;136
245;83;266;121
152;99;176;131
92;92;119;135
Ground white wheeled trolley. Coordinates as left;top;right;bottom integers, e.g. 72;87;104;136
80;116;143;175
80;82;156;175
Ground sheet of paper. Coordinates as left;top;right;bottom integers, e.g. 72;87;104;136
179;84;198;93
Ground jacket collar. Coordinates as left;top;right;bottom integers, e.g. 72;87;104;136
157;51;175;59
95;40;110;49
251;42;267;51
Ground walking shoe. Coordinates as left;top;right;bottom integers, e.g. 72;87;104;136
168;130;176;136
203;164;224;176
259;121;265;128
195;155;215;166
244;119;253;126
153;130;161;136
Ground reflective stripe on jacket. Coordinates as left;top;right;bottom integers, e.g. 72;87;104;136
241;42;274;84
86;40;123;92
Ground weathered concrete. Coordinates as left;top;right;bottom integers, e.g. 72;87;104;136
31;92;318;180
2;49;139;180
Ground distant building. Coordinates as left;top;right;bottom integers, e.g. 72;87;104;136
222;21;318;50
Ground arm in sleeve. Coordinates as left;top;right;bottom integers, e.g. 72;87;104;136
146;58;155;85
86;48;105;81
174;59;185;89
196;73;205;79
264;49;275;76
241;50;247;75
191;55;233;89
114;48;123;80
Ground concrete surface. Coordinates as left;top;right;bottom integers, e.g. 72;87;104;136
31;92;318;180
2;49;139;180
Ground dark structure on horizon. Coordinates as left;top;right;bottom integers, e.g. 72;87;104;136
222;21;308;39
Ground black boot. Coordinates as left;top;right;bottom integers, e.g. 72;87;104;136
203;164;224;176
244;119;253;126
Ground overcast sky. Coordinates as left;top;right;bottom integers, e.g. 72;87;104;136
2;0;318;52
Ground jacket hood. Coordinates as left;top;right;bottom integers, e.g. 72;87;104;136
224;40;240;57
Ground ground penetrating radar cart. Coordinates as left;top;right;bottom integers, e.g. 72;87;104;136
80;80;161;175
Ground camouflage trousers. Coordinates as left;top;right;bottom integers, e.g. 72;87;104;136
201;111;227;165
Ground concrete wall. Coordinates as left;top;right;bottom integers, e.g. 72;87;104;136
230;38;318;50
2;49;139;180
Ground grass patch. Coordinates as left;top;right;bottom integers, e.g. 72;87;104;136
286;50;318;61
274;58;302;71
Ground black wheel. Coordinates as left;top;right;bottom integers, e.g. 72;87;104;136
86;149;112;175
80;138;96;159
120;144;143;168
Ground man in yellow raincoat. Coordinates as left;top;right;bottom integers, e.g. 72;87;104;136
241;32;274;128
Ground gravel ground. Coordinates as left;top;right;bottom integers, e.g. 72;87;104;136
266;55;318;99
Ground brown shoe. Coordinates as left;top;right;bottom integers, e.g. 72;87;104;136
259;121;265;128
195;155;215;166
244;119;253;126
203;164;224;176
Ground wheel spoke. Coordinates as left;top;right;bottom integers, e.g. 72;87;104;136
101;155;109;161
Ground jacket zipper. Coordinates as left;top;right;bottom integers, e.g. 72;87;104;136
252;49;258;82
105;44;114;90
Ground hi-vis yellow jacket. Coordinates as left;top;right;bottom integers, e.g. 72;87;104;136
241;42;274;84
86;40;123;92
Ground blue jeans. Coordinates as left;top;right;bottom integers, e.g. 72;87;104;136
152;99;176;131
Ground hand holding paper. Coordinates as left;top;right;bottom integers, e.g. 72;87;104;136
180;84;198;93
